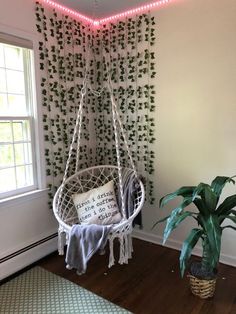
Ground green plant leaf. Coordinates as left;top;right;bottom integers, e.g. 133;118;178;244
216;194;236;217
193;183;217;212
152;215;170;229
179;228;203;277
163;199;194;244
219;210;236;224
211;175;236;199
220;215;236;225
159;186;195;208
222;225;236;231
193;198;208;217
229;209;236;215
201;214;222;265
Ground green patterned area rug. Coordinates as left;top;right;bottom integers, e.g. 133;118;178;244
0;266;131;314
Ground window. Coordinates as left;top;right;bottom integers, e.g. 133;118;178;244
0;37;37;199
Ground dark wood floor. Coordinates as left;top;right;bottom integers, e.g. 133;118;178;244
38;239;236;314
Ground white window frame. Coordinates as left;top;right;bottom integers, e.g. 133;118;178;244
0;35;40;200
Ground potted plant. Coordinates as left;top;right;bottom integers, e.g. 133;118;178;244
153;175;236;299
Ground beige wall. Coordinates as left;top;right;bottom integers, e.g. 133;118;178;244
137;0;236;266
0;0;36;32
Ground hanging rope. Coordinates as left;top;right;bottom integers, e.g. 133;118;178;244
108;82;126;218
107;80;138;177
50;0;145;269
57;76;87;208
57;40;138;221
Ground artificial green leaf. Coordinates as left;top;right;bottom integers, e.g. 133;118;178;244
163;198;194;244
163;211;192;244
192;182;208;200
159;186;195;208
216;195;236;216
179;228;203;277
158;175;236;277
201;214;222;265
204;186;218;212
152;215;170;229
220;215;236;224
193;198;209;217
211;175;235;199
219;211;236;224
226;209;236;216
208;215;222;256
193;183;217;212
222;225;236;231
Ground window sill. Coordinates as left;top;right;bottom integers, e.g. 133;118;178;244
0;188;49;209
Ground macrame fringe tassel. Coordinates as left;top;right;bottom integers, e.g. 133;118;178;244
118;235;130;265
127;234;133;259
108;233;132;267
124;235;129;263
118;235;125;264
108;237;115;268
58;228;65;255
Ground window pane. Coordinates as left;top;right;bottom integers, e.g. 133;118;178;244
12;121;23;141
0;69;6;92
23;143;32;164
0;144;14;167
0;122;12;142
14;143;25;165
25;164;33;185
0;168;16;192
0;45;4;67
22;119;31;141
8;94;27;115
4;45;24;71
14;142;32;165
0;43;36;196
0;93;8;114
16;165;33;188
6;69;25;94
12;120;30;142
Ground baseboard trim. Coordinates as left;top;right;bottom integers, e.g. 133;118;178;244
0;233;57;264
0;233;58;280
132;229;236;268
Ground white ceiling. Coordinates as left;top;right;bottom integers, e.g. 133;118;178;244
57;0;155;19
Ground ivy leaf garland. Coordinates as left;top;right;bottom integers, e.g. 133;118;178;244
35;2;156;206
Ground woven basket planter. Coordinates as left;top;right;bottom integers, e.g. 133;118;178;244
188;274;217;299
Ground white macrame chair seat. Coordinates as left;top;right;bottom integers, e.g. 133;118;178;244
53;165;145;267
52;76;145;268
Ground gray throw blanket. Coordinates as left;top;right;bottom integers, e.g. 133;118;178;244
66;224;112;275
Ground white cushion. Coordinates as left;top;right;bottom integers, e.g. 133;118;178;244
72;180;122;225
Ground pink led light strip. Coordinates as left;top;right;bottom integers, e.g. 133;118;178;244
98;0;170;24
41;0;171;26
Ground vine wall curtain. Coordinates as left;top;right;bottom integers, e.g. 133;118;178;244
35;1;156;208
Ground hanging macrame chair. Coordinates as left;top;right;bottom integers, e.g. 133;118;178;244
53;72;145;268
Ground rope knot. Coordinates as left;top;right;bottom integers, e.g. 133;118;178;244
81;87;86;96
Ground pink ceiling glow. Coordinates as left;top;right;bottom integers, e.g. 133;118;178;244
41;0;94;23
40;0;171;26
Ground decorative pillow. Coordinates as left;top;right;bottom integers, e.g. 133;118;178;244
72;180;122;225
